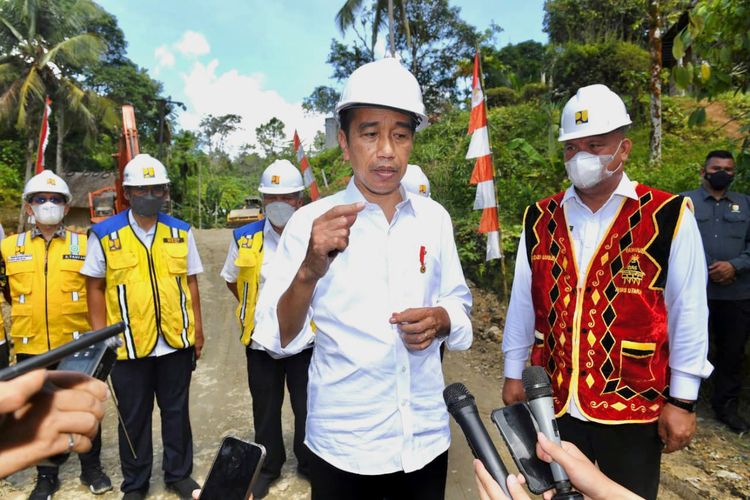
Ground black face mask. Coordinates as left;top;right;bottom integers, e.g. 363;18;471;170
130;194;163;217
705;170;734;191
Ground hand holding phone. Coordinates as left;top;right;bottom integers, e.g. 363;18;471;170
199;437;265;500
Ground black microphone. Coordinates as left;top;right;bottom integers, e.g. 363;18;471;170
522;366;583;500
443;382;511;498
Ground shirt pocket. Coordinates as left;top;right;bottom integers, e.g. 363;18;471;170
107;251;139;284
163;244;188;275
723;211;747;239
618;340;656;387
59;258;86;293
5;265;33;298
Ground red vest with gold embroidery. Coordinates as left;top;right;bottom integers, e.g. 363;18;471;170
525;184;688;423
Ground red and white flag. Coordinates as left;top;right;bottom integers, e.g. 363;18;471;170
35;96;52;174
466;52;501;260
293;130;320;201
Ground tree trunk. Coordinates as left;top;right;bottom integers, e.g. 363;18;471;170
17;134;36;232
648;0;662;166
56;111;65;175
388;0;396;57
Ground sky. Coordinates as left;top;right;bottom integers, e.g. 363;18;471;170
96;0;547;153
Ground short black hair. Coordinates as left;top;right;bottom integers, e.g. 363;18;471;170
705;150;734;165
338;106;419;138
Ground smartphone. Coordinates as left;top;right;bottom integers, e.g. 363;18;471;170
0;322;125;381
491;403;555;494
199;437;266;500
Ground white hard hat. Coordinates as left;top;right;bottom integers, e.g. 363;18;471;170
558;84;632;142
335;57;428;131
122;153;170;186
401;164;431;197
23;170;72;203
258;159;304;194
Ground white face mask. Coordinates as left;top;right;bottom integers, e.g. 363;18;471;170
31;202;65;225
265;201;296;228
564;141;623;189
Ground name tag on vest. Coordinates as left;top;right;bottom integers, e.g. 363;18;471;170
163;237;184;243
63;254;86;261
8;254;32;263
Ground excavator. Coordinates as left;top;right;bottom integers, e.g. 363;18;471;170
87;104;139;223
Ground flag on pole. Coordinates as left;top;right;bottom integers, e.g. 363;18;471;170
35;96;52;174
293;130;320;201
466;52;501;261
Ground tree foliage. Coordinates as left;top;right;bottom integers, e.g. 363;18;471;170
543;0;649;45
255;117;287;158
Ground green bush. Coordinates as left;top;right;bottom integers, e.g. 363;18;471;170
485;87;519;107
520;82;549;102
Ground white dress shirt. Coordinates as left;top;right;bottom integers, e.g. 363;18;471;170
503;173;713;420
254;179;472;475
81;211;203;357
220;219;314;357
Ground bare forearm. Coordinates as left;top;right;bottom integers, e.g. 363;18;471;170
226;281;239;301
278;268;317;348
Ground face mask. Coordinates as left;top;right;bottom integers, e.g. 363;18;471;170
564;141;623;189
31;202;65;225
130;194;163;217
705;170;733;191
265;201;296;228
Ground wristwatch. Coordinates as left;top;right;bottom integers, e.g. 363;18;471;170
665;395;697;412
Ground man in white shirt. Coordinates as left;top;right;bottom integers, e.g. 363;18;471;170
220;159;313;498
83;154;204;500
253;58;472;499
501;84;712;500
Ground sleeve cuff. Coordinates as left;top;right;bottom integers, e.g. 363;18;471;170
503;358;527;380
438;300;472;351
728;258;748;274
669;370;703;400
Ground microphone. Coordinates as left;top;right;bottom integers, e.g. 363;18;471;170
522;366;582;500
443;383;511;498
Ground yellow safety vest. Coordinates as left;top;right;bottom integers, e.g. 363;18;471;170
0;295;6;344
91;210;195;360
1;230;89;355
233;221;264;346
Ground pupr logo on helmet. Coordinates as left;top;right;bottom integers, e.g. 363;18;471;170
143;167;155;178
47;177;57;185
575;110;589;125
271;175;280;185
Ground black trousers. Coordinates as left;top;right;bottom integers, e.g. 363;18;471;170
0;341;9;369
308;448;448;500
16;353;103;476
246;347;312;477
557;414;661;500
110;348;194;493
708;299;750;412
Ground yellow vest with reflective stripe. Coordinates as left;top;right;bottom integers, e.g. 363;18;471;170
1;230;89;355
233;221;264;346
92;211;195;360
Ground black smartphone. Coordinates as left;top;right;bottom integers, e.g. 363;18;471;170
0;322;125;382
491;403;555;494
199;437;266;500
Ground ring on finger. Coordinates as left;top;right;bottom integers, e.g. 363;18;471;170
67;433;75;453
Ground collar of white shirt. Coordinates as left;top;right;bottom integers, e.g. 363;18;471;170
341;178;418;219
561;172;638;210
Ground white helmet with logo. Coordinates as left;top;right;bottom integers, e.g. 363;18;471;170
122;153;170;186
336;57;428;131
558;84;632;142
23;170;72;203
401;164;431;197
258;159;304;195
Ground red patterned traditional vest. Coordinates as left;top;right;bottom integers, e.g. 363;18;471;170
525;183;689;423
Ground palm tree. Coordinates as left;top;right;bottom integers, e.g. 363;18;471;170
0;0;112;177
335;0;411;57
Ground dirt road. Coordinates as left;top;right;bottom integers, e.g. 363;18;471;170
1;228;748;499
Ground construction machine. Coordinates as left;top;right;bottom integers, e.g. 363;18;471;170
88;105;139;224
226;196;264;227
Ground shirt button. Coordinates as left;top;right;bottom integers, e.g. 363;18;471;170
401;399;408;407
400;366;407;373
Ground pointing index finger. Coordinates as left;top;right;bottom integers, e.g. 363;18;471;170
322;202;366;224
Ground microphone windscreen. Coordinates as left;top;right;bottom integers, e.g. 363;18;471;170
522;366;553;400
443;382;475;413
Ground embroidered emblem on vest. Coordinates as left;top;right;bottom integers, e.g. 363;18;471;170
620;255;645;285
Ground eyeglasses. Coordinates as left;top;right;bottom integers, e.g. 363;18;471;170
129;185;168;197
29;195;66;205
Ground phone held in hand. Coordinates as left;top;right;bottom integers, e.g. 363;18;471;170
492;403;555;494
199;437;266;500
